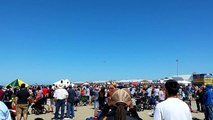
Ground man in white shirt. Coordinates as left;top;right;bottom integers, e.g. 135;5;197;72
0;101;12;120
53;84;68;120
154;80;192;120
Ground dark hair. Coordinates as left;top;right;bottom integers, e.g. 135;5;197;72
99;87;105;98
21;83;25;88
114;103;126;120
165;80;179;96
6;85;11;89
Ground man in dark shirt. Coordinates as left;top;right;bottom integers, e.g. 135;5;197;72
65;85;75;119
4;86;13;102
15;83;30;120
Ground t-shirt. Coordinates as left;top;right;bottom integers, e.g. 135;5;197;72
42;88;48;96
154;88;159;97
146;88;152;97
53;88;68;100
67;88;75;104
154;98;192;120
16;89;30;104
47;88;54;99
158;90;165;101
85;88;90;96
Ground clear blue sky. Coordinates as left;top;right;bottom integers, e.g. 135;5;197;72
0;0;213;85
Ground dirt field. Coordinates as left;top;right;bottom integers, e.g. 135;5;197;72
27;100;204;120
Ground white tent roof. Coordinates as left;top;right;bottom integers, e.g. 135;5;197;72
171;74;193;81
53;79;75;88
177;80;191;85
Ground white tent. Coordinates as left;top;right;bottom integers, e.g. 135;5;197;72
53;79;75;88
82;82;90;86
177;80;191;85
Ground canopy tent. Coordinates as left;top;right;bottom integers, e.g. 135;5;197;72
177;80;191;85
6;79;29;88
53;79;75;88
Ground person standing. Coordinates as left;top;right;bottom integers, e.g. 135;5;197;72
98;87;105;110
3;86;13;102
93;87;99;110
158;87;165;102
0;101;12;120
53;84;68;120
46;85;54;113
65;85;75;119
15;83;30;120
85;86;90;105
154;80;192;120
203;84;213;120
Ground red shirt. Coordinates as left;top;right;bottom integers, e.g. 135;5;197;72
42;88;48;96
0;89;4;100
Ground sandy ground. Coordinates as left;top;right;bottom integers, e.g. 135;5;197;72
26;101;205;120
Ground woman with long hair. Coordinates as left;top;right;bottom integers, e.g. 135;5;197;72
99;88;142;120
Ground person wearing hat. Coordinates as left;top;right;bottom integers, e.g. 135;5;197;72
154;80;192;120
99;88;142;120
53;84;68;120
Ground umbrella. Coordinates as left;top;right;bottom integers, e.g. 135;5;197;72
6;79;29;88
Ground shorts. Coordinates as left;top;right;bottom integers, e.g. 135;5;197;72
16;104;28;114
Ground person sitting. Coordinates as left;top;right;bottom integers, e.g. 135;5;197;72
99;88;142;120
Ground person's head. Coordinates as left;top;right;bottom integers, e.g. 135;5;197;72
37;86;41;90
34;118;44;120
109;85;115;92
21;83;26;89
108;88;132;120
6;85;11;89
68;85;73;89
165;79;179;98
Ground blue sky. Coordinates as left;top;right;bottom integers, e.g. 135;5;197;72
0;0;213;85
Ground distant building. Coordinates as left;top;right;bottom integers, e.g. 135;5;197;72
159;74;193;84
171;74;193;82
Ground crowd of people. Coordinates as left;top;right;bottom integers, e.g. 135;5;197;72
0;80;212;120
